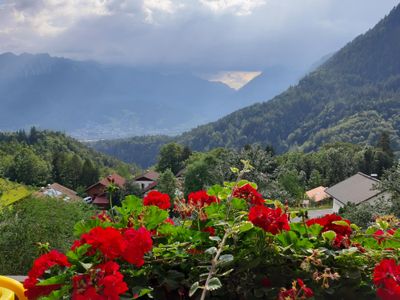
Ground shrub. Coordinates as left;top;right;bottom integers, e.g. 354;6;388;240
0;197;94;275
20;163;400;300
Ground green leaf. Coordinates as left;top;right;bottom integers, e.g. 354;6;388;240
322;230;337;242
80;262;93;270
332;220;350;227
143;206;168;229
122;195;143;212
205;247;217;255
130;286;153;299
209;236;222;242
73;219;102;236
204;203;226;220
308;224;323;236
207;185;223;197
231;198;247;210
238;221;254;233
207;277;222;291
276;231;298;247
189;281;200;297
377;220;389;230
40;285;70;300
37;274;67;286
218;254;234;263
230;167;239;174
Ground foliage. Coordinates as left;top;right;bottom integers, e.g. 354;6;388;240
157;169;177;205
156;142;191;175
91;135;173;168
7;147;50;186
0;129;134;189
22;163;400;300
0;197;94;275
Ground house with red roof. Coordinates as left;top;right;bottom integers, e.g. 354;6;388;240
86;173;126;208
133;171;159;192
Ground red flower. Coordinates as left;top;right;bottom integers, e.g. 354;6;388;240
278;279;313;300
91;211;112;222
297;279;314;298
165;218;175;225
278;288;296;300
374;229;396;245
306;214;352;248
248;205;290;234
202;226;216;236
373;259;400;300
122;227;153;267
188;190;219;208
24;250;70;299
81;227;126;260
261;277;272;287
233;184;265;206
143;190;171;210
72;261;128;300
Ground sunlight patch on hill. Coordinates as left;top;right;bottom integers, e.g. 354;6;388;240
206;71;262;90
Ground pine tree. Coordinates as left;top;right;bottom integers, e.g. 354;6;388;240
80;159;100;188
377;132;394;158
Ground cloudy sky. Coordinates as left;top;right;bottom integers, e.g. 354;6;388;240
0;0;398;73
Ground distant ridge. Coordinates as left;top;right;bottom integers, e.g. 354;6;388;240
92;4;400;167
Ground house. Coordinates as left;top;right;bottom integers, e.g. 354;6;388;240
37;183;81;202
305;186;330;204
86;173;126;208
133;171;159;191
325;172;391;213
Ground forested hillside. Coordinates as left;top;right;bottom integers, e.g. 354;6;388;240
92;4;400;167
177;4;400;152
0;128;133;189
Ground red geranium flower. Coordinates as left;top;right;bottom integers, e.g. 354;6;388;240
306;214;352;248
373;229;396;245
188;190;219;208
24;250;71;299
202;226;216;236
261;277;272;287
278;279;313;300
81;227;126;260
233;184;265;206
122;227;153;267
373;259;400;300
143;190;171;210
91;210;112;222
72;261;128;300
248;205;290;234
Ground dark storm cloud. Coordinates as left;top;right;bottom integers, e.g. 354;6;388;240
0;0;398;71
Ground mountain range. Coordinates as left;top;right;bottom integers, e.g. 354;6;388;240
0;51;304;140
92;4;400;167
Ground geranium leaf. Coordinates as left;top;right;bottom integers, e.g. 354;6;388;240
205;247;217;255
218;254;234;263
238;221;254;233
143;206;168;229
207;277;222;291
322;230;337;242
332;220;350;227
37;274;67;286
189;281;200;297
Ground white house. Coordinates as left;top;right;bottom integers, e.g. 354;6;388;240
133;171;160;191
